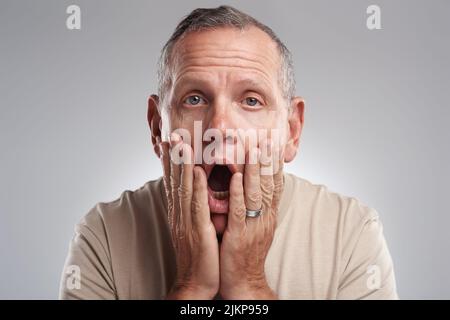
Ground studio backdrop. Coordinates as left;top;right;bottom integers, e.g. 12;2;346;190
0;0;449;299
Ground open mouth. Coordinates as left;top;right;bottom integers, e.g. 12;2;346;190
207;165;233;214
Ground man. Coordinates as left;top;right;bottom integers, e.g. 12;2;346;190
59;6;397;299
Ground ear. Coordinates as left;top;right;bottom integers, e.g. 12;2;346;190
284;96;305;163
147;94;162;158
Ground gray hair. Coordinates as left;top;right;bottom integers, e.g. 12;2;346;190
157;5;296;106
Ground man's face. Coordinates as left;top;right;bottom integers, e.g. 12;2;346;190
159;27;294;235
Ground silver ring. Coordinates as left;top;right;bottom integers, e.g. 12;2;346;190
246;208;262;218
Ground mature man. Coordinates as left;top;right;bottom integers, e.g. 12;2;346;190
59;6;397;299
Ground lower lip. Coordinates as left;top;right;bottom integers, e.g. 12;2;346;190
207;186;229;214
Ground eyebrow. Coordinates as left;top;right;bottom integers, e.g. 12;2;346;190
235;78;272;93
173;77;211;91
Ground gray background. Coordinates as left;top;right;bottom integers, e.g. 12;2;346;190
0;0;449;299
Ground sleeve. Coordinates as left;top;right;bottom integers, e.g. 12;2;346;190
59;207;117;299
337;214;398;300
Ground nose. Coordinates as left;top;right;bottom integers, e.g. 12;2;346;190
203;98;240;162
206;97;236;139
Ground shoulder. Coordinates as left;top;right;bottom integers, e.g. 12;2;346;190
60;178;167;299
283;172;379;225
279;173;397;299
281;172;383;261
60;177;170;299
77;177;167;236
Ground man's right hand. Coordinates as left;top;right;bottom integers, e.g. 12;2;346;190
158;133;219;299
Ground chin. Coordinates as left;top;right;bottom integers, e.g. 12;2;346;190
211;213;228;236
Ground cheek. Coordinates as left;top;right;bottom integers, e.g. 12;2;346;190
160;107;178;139
165;109;199;138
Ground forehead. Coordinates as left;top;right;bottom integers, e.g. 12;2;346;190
170;26;281;85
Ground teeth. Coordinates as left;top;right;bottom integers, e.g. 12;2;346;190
211;190;229;200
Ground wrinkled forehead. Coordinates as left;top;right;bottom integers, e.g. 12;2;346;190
170;26;282;84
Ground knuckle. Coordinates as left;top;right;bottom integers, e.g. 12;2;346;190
233;206;246;217
167;214;174;228
170;180;179;192
163;177;172;193
191;198;204;213
273;180;284;194
177;184;192;200
175;225;186;240
191;229;202;243
230;186;242;198
262;197;272;209
261;180;274;194
274;176;283;188
247;190;262;204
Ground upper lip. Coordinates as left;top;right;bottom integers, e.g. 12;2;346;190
203;159;240;180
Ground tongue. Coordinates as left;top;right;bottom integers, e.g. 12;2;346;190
208;165;232;191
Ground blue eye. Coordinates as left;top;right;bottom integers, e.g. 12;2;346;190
184;95;205;105
244;97;261;107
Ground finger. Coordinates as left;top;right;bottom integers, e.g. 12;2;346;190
272;144;285;212
227;172;246;233
179;143;194;232
192;166;211;229
260;139;274;206
159;140;173;212
244;147;262;211
160;139;180;245
252;139;276;240
170;132;182;232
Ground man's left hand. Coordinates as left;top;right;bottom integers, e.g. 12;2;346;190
219;140;284;299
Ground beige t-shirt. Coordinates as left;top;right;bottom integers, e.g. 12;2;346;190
59;173;398;299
